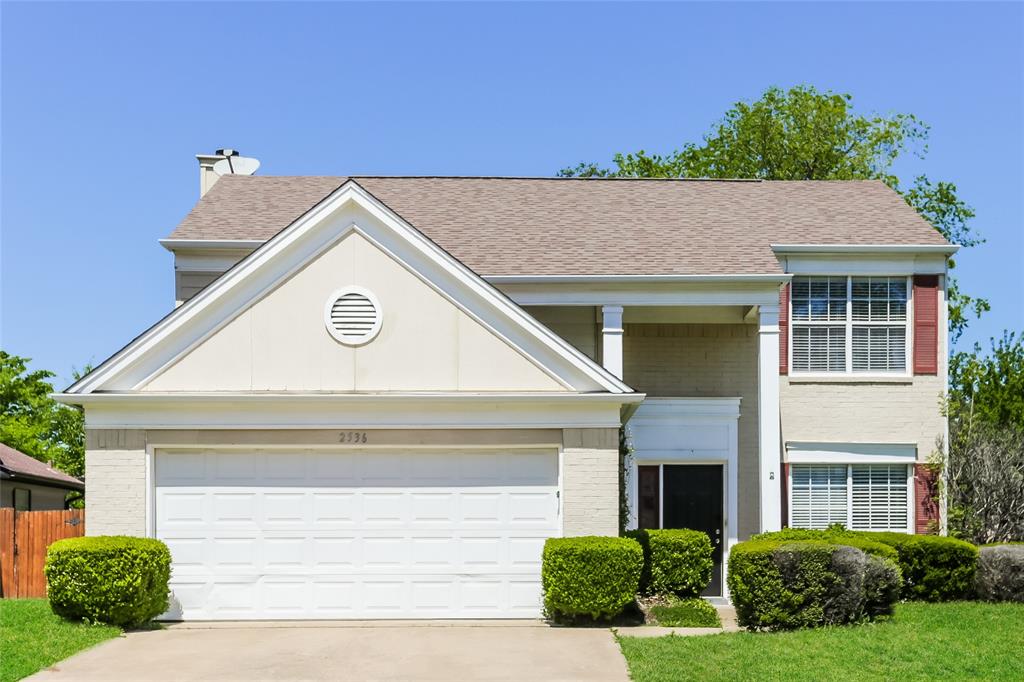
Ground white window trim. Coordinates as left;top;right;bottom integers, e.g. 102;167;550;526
787;462;914;534
789;274;913;379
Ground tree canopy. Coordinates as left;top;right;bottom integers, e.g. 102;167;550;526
0;351;84;478
949;332;1024;430
560;85;986;340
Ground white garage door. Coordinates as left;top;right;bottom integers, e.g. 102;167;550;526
155;449;560;620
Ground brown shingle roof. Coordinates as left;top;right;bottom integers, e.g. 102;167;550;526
168;176;950;276
0;443;84;489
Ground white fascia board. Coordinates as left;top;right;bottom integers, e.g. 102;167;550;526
498;280;785;307
160;239;265;252
55;392;643;430
779;253;951;276
70;181;631;396
485;274;792;284
771;244;960;255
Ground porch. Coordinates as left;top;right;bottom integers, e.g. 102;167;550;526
504;283;787;597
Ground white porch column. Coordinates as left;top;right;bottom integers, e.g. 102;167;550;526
601;305;624;379
758;304;782;532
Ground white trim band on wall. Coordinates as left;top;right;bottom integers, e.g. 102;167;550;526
786;441;917;464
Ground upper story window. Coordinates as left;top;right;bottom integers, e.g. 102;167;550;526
790;276;909;374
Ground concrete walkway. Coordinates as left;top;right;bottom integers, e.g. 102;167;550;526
28;621;631;682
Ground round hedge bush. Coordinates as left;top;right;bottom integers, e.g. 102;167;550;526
45;536;171;628
976;544;1024;602
541;536;642;621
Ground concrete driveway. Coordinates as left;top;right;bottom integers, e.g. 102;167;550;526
28;621;630;681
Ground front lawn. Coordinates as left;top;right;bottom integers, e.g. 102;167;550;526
618;602;1024;682
0;599;121;682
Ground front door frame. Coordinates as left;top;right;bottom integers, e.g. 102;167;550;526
625;397;741;600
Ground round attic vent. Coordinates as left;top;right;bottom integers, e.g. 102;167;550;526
324;287;382;345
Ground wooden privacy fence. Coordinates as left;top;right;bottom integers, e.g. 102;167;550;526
0;509;85;598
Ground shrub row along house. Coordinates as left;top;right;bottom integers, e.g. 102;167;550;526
55;150;955;620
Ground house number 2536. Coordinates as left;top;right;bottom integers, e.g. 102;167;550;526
338;431;368;443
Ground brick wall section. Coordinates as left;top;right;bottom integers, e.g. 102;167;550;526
914;463;940;534
623;323;761;539
780;376;945;463
561;428;619;536
84;429;148;536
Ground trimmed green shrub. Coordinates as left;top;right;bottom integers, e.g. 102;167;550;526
863;554;903;618
861;532;978;601
650;597;721;627
751;528;899;563
541;536;642;621
45;536;171;628
726;539;900;631
627;529;713;597
754;528;977;601
976;544;1024;602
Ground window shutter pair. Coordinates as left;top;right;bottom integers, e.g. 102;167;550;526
780;277;938;375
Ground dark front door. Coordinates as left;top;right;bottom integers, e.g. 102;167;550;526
662;465;724;596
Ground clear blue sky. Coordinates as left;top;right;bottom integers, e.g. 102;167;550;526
2;1;1022;385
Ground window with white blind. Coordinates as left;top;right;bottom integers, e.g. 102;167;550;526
791;276;910;374
789;463;911;532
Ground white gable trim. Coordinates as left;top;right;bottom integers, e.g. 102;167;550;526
68;181;631;395
55;392;642;430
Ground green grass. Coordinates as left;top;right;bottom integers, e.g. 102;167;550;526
649;597;721;628
619;602;1024;682
0;599;121;682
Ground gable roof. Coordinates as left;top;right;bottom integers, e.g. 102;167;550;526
0;443;84;490
168;176;952;276
66;180;633;396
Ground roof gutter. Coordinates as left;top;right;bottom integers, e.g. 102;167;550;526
484;273;792;284
771;244;960;255
0;468;85;491
54;391;645;406
159;239;264;252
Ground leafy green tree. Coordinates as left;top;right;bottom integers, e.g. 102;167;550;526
949;332;1024;429
560;85;986;340
0;351;84;478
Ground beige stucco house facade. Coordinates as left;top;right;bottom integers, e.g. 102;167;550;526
57;152;955;618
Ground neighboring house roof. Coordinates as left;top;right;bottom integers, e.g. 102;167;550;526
0;443;84;490
168;176;951;276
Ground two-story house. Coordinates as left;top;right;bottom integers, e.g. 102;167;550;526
57;151;954;619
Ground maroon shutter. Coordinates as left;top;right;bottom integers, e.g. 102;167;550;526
779;283;790;375
913;275;939;375
637;466;660;530
914;463;940;534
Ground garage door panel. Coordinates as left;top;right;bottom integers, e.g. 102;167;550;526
312;537;356;567
156;450;559;620
409;492;457;524
311;492;357;523
156;451;208;484
262;492;308;525
363;492;406;524
311;579;357;615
